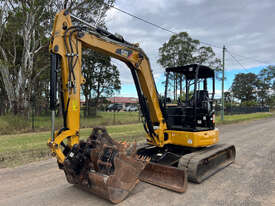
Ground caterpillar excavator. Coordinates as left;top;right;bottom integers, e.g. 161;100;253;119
48;10;236;203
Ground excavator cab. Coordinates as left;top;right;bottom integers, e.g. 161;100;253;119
164;64;215;131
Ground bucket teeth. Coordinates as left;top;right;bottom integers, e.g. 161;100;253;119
137;155;151;162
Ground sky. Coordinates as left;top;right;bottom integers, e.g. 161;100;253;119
104;0;275;98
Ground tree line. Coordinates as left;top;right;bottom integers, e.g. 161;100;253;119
0;0;222;118
227;66;275;107
157;32;275;107
1;0;271;119
0;0;120;117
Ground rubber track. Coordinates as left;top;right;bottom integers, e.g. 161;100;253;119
178;144;236;183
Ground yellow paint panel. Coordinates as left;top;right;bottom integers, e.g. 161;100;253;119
163;129;219;148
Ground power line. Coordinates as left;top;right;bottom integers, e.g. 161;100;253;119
109;5;176;35
107;4;223;49
226;51;268;65
105;3;271;66
226;50;248;72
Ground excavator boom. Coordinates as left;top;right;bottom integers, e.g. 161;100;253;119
48;10;187;203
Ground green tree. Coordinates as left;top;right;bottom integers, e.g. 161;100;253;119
257;68;271;106
158;32;199;100
196;46;222;80
224;91;232;103
82;50;121;116
0;0;115;116
0;73;7;115
231;73;258;104
256;65;275;106
158;32;221;100
52;0;115;26
0;0;52;115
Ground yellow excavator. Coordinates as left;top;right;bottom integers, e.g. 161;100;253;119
48;10;236;203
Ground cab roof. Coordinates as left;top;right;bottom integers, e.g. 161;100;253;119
166;64;214;79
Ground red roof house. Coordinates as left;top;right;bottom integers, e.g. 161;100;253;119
107;97;138;104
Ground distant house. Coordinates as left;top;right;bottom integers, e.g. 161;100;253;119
107;97;138;104
80;97;110;107
80;99;85;107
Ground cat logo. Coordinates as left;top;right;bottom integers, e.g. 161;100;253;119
116;48;133;58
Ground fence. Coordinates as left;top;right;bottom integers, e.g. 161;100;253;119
0;101;271;134
224;106;270;115
0;104;142;135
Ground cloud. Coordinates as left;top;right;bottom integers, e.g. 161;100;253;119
105;7;133;27
215;89;229;99
105;0;275;95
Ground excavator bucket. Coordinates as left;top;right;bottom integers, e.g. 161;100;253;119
139;162;188;192
62;127;149;204
86;153;146;203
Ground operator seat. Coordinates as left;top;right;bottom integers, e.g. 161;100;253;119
196;90;209;110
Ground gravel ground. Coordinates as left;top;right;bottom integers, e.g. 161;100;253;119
0;117;275;206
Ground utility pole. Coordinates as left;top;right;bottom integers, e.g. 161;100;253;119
221;45;225;121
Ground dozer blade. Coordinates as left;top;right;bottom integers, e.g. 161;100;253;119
139;162;188;193
179;144;236;183
62;127;149;204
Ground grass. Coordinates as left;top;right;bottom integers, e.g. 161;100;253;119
0;112;273;168
0;123;145;168
215;112;273;124
0;111;140;135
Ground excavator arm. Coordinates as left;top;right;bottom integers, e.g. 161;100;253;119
48;10;167;163
80;29;167;145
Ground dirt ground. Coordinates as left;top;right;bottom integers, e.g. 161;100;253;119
0;117;275;206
